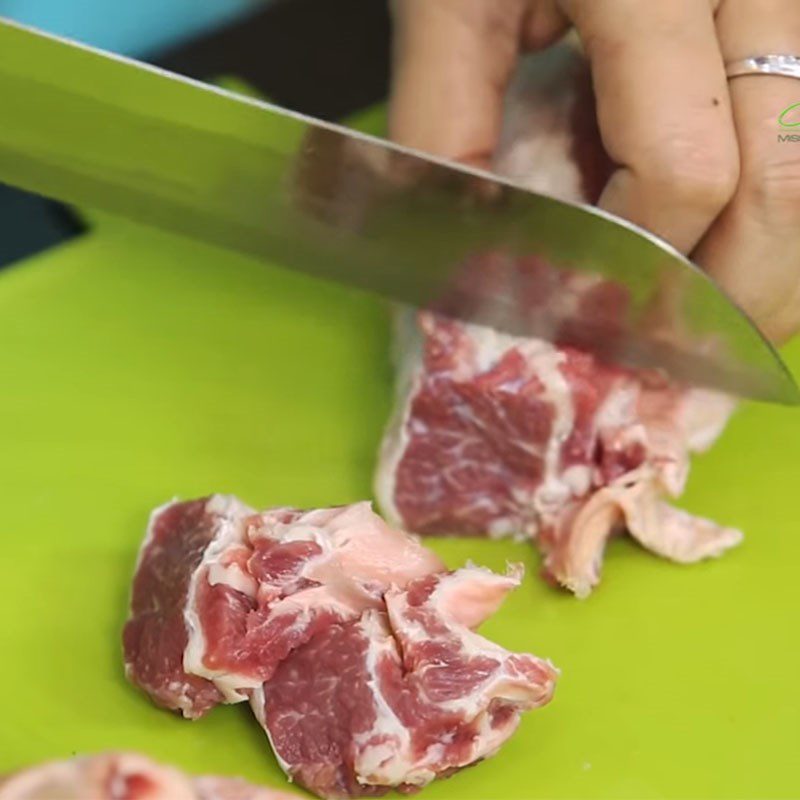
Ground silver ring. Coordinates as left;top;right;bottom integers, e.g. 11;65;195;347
726;54;800;80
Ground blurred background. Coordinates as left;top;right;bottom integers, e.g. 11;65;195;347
0;0;391;267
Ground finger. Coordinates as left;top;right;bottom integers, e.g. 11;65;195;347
389;0;529;167
693;0;800;343
561;0;740;254
520;1;572;51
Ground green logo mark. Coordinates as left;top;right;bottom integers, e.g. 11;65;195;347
778;102;800;128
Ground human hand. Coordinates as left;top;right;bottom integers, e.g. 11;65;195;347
389;0;800;343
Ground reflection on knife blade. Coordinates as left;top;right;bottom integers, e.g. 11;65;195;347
0;18;796;402
292;47;797;402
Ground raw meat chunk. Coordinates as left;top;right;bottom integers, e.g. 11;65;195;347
124;497;444;718
251;567;556;798
374;47;742;596
123;496;240;718
123;498;557;799
0;752;298;800
376;315;742;596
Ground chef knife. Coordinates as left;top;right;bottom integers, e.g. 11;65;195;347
0;18;796;404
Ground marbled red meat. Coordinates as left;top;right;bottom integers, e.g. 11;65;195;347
124;498;444;717
123;498;557;798
0;752;298;800
374;46;742;597
123;497;228;718
252;567;555;798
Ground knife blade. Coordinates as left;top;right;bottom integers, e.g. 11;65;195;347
0;18;796;404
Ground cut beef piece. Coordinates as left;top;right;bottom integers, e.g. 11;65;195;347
123;496;246;718
184;500;445;709
0;752;298;800
124;498;556;799
374;46;743;597
376;312;742;597
124;497;444;718
252;567;556;799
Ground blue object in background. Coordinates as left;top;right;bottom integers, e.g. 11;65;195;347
0;0;264;267
0;0;260;56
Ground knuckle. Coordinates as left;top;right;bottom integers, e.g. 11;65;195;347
643;136;739;213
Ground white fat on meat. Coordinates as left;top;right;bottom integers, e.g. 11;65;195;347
427;563;524;629
253;501;444;591
541;381;740;597
542;475;744;599
351;611;418;787
374;310;426;528
183;495;257;701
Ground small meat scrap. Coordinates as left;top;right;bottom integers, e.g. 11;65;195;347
374;46;742;597
123;498;557;799
0;752;298;800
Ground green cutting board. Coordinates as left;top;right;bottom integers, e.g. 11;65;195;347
1;106;799;799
